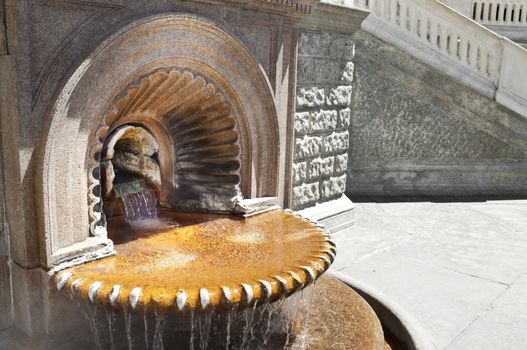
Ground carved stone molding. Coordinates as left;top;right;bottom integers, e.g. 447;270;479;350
36;14;279;268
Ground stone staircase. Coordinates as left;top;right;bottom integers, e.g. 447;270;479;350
343;0;527;118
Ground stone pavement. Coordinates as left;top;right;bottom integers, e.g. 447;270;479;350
326;201;527;350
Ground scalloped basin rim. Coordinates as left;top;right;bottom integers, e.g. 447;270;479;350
52;209;335;312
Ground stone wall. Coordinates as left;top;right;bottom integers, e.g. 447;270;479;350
0;0;12;330
347;31;527;198
292;30;355;209
0;123;12;330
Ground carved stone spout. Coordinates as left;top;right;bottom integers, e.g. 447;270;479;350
102;125;161;198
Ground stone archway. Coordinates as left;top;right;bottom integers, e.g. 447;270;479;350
98;67;244;219
36;14;279;268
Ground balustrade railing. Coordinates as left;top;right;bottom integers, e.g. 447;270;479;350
442;1;527;26
345;0;527;117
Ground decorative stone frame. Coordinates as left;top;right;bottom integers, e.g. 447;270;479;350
36;14;279;269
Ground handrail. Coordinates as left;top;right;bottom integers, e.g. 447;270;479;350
344;0;527;117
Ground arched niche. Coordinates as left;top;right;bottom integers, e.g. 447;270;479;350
36;14;279;268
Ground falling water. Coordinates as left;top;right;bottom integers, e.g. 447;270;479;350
122;191;158;223
80;304;104;350
144;311;150;349
124;306;133;350
105;308;115;350
263;297;285;347
225;312;231;350
240;308;250;349
152;311;166;350
81;285;317;350
198;312;212;350
189;310;196;350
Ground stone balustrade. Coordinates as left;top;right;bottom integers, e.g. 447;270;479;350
342;0;527;116
442;0;527;26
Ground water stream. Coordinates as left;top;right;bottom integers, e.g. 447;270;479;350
80;285;315;350
122;191;158;223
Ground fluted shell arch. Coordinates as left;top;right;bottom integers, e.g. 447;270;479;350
91;68;243;227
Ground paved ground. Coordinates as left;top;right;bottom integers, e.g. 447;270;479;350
327;200;527;350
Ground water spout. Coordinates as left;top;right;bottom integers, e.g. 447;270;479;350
122;191;158;223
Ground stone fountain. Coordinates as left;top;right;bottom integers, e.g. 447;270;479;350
0;1;396;349
46;62;380;348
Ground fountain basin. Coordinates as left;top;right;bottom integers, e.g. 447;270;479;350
52;210;335;313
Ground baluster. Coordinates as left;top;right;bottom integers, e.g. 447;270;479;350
522;4;527;23
480;48;488;75
388;0;397;23
476;47;482;71
445;29;452;55
401;2;408;30
497;2;504;23
425;17;430;42
407;5;414;32
390;0;399;24
475;2;483;21
455;34;461;59
466;41;473;67
469;42;478;68
513;3;521;22
459;37;468;63
430;19;438;46
486;52;493;77
413;11;420;38
378;0;385;18
395;0;406;28
438;23;447;50
490;2;497;23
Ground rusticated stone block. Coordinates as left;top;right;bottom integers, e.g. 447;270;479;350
326;86;352;106
297;86;325;109
328;35;355;59
341;61;354;83
298;31;331;56
338;108;351;129
295;112;310;135
335;153;348;173
323;131;349;153
293;162;307;184
321;174;347;198
308;157;335;179
293;182;320;207
295;135;322;159
311;110;337;132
